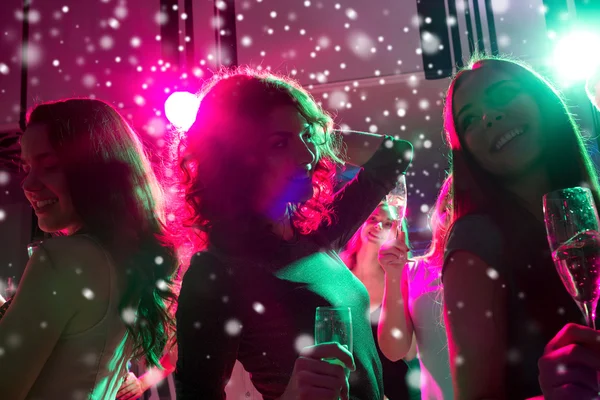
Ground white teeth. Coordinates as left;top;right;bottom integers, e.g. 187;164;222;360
495;128;524;150
36;199;58;208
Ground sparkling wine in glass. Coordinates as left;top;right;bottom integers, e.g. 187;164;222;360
315;307;353;397
386;174;407;239
543;187;600;328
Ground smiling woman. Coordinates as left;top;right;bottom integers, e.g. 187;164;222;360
441;56;600;399
0;98;178;400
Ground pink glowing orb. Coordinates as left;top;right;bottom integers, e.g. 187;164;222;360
164;91;200;131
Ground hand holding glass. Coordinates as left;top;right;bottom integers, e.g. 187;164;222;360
315;306;353;397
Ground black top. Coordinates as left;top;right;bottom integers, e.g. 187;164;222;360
443;214;589;398
370;307;410;399
175;138;413;400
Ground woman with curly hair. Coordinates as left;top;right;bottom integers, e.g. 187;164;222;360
174;67;413;400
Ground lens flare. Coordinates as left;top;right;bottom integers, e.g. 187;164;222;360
164;91;200;131
552;31;600;86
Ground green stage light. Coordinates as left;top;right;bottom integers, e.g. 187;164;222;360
552;30;600;86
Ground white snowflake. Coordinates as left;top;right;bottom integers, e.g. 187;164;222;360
252;302;265;314
406;368;421;389
294;334;314;353
491;0;510;14
225;319;242;336
486;268;499;280
82;288;95;300
391;328;403;339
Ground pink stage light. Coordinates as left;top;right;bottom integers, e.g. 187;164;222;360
164;91;200;131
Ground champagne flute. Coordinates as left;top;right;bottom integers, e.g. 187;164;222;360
543;187;600;328
386;174;407;239
315;307;353;398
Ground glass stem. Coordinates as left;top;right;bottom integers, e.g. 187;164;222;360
583;301;597;330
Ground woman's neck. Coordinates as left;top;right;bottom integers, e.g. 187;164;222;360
503;166;551;221
353;243;384;280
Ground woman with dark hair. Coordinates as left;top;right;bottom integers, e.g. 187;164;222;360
377;175;454;400
0;99;178;399
441;56;600;398
174;67;413;400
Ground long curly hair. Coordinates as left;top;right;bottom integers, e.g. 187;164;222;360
27;99;178;366
176;67;344;255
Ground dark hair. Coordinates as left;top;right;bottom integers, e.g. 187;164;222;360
27;98;178;366
443;56;600;228
177;67;344;253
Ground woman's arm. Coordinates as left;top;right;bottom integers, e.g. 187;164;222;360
443;251;507;399
378;250;414;362
321;138;413;250
116;345;178;400
175;253;241;399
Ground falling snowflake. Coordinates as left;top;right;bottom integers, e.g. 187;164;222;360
121;307;137;324
82;288;95;300
0;210;6;221
486;268;499;280
130;37;141;48
421;32;441;55
224;319;242;336
252;302;265;314
155;256;164;265
345;8;358;20
556;363;567;375
81;74;96;89
156;279;168;291
40;321;48;329
491;0;510;14
0;64;9;75
240;36;252;47
155;11;168;25
294;334;314;353
7;333;22;348
391;328;403;339
99;35;114;50
406;368;421;389
455;354;465;366
347;31;375;59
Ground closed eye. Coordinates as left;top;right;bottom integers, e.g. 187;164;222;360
462;115;478;129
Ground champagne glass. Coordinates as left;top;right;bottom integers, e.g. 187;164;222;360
543;187;600;328
386;174;407;239
315;307;353;397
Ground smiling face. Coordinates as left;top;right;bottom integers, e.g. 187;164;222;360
359;203;397;246
20;124;81;234
252;105;317;218
453;67;544;179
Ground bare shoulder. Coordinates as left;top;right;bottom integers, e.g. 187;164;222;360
38;235;109;274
